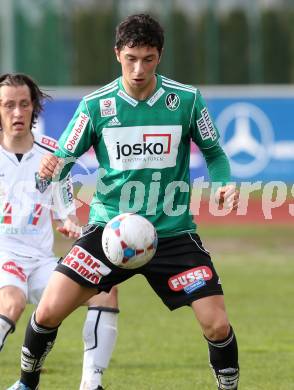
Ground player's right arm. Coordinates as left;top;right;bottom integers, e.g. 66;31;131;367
39;99;94;180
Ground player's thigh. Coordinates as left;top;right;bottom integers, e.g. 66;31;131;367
27;256;57;304
142;233;223;311
36;271;98;326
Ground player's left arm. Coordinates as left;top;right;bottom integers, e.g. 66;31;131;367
190;89;239;210
201;143;239;210
51;173;81;237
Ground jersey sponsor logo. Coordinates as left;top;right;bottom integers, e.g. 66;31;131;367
103;126;182;170
197;108;217;142
165;93;180;111
2;261;27;282
28;204;43;225
107;116;121;126
41;136;58;150
35;172;51;193
116;133;171;159
61;245;111;285
117;90;138;107
61;175;74;207
183;279;206;294
0;226;38;235
147;87;165;107
0;202;12;224
100;97;117;117
64;112;89;152
168;266;213;291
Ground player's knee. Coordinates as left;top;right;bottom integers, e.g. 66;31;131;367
11;303;26;321
0;288;26;320
204;320;230;341
35;303;61;328
7;300;26;319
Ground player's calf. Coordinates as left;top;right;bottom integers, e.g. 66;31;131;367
205;326;239;389
18;312;59;389
80;306;119;390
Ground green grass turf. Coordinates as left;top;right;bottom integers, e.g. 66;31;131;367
1;224;294;389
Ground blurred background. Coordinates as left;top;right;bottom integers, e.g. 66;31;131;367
1;0;294;85
0;0;294;86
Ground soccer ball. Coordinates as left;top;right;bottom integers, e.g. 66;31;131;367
102;213;158;269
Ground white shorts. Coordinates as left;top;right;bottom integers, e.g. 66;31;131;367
0;251;57;304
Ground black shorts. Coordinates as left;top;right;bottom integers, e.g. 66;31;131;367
56;225;223;311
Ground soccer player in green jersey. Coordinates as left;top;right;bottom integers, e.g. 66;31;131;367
9;14;240;390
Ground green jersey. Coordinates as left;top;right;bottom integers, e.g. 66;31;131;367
56;74;228;237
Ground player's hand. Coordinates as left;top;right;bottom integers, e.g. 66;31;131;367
215;184;239;210
39;153;63;179
56;215;81;239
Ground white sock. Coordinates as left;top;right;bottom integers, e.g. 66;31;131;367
79;307;119;390
0;315;15;351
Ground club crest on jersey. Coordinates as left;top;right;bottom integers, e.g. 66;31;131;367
35;172;50;193
165;93;180;111
100;97;117;117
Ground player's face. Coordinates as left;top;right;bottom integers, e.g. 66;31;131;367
115;45;161;100
0;85;33;139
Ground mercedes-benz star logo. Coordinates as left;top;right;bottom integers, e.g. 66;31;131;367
216;103;274;178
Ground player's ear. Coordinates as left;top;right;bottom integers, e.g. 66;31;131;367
114;47;121;63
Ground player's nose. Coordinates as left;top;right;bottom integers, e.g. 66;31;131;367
13;105;23;117
133;60;144;75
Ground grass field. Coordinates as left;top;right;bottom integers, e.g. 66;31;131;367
1;224;294;389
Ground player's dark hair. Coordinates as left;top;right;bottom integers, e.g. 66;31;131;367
115;14;164;54
0;73;50;129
